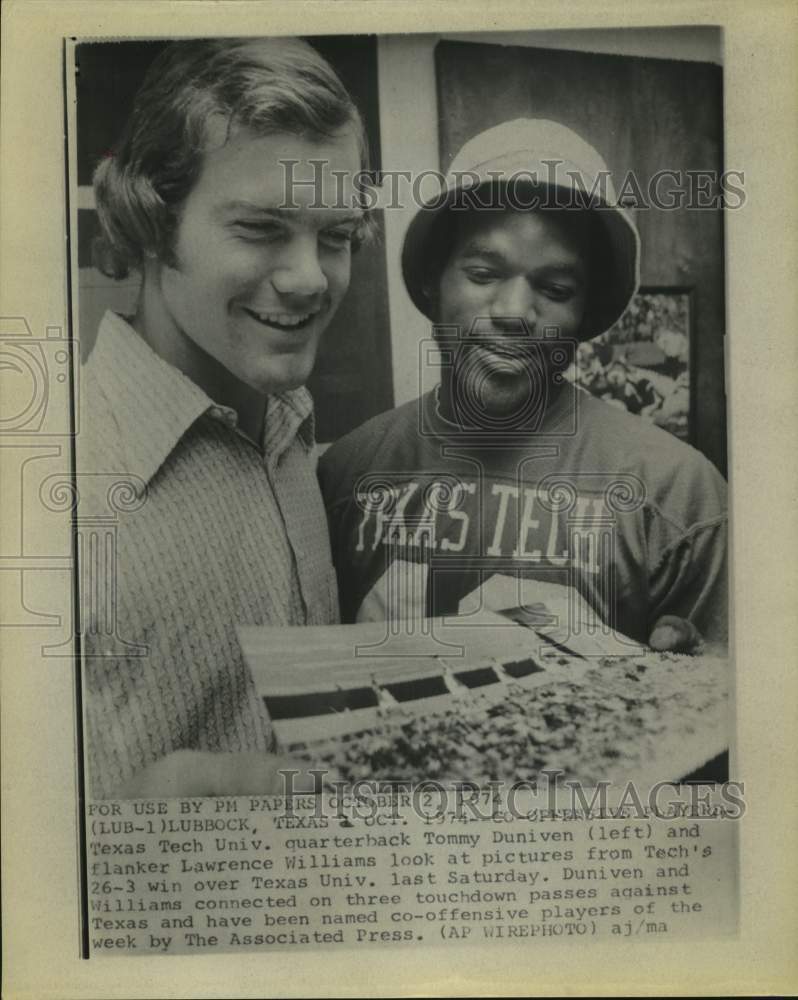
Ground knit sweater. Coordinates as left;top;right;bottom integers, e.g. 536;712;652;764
78;311;338;797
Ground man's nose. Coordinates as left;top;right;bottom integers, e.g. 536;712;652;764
490;278;537;330
270;236;328;298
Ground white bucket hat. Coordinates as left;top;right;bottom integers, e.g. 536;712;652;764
401;118;640;339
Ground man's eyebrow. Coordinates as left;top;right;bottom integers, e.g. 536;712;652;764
217;201;363;225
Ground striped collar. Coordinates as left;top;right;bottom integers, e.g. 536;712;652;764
85;311;315;494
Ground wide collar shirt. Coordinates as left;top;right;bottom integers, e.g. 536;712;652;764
78;310;338;796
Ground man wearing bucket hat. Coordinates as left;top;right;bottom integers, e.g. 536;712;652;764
319;119;727;652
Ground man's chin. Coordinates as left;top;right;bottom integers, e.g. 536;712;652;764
482;384;544;420
248;356;316;396
455;369;548;425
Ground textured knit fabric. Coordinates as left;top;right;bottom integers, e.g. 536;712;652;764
319;387;727;646
78;311;338;797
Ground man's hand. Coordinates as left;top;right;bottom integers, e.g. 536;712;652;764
115;750;328;799
648;614;702;653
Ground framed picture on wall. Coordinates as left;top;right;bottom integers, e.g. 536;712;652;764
567;286;695;442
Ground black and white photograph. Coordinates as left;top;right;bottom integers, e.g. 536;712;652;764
73;31;730;797
2;1;797;995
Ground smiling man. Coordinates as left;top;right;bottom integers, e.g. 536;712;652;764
80;38;368;797
319;120;727;653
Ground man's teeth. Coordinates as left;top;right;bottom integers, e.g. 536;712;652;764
249;310;312;327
